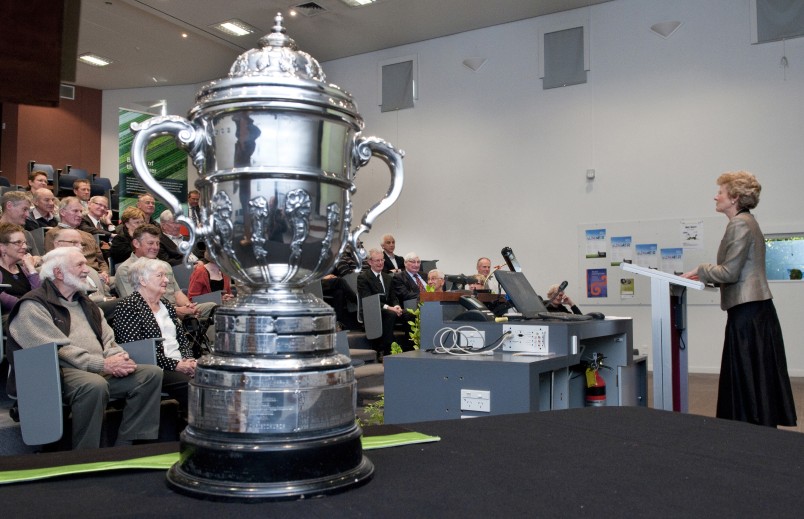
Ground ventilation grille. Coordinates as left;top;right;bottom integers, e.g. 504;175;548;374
60;84;75;100
293;2;328;17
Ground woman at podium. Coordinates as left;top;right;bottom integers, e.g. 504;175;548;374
682;171;796;428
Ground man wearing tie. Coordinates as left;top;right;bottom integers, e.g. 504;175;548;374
357;248;405;357
183;190;202;228
79;196;115;243
392;252;428;305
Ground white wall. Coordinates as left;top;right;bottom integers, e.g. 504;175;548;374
99;0;804;375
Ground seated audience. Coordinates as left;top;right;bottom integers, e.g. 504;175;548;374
1;191;42;258
24;188;58;230
544;284;583;315
392;252;428;304
0;223;41;314
79;195;115;243
381;234;404;273
110;206;146;264
115;224;216;321
27;170;49;192
45;197;111;284
427;269;446;292
6;247;163;449
159;209;197;263
467;257;500;292
188;250;233;302
73;179;91;209
52;228;115;303
113;257;197;417
357;248;412;356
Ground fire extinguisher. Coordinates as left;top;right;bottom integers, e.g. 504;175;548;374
585;352;607;407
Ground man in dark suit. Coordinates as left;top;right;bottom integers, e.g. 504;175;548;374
357;248;405;356
78;195;115;243
392;252;428;305
381;234;404;273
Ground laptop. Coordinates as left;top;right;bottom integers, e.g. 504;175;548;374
494;271;593;321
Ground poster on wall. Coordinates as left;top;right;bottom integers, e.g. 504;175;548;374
635;243;658;268
680;219;704;249
610;235;632;266
620;277;634;298
585;228;607;258
118;108;187;218
586;268;608;298
660;247;683;274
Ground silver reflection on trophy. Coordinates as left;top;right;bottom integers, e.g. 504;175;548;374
128;13;403;500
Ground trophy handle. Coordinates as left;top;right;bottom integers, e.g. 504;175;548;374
348;135;405;267
130;115;206;267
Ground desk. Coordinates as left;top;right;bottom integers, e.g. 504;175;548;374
1;408;801;517
385;304;645;424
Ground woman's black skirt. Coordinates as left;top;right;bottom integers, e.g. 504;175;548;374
718;299;797;427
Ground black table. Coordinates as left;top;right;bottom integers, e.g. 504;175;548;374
1;407;802;518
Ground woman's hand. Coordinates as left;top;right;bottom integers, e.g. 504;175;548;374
20;253;37;275
176;358;197;377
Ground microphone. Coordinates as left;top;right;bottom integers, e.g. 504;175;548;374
501;247;522;272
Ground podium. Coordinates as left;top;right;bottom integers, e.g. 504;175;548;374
621;263;704;412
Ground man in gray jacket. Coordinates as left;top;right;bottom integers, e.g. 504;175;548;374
7;247;162;449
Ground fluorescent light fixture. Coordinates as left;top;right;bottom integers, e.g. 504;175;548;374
211;19;258;37
341;0;376;7
650;21;682;39
78;53;113;67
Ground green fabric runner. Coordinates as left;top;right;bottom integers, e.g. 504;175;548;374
0;432;440;485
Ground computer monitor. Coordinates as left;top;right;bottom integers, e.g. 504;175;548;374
494;270;548;319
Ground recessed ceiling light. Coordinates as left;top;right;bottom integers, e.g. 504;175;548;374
210;19;258;37
340;0;376;6
78;53;113;67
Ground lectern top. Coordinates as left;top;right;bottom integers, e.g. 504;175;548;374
620;263;705;290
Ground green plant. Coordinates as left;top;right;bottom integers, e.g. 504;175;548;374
359;395;385;427
406;306;421;350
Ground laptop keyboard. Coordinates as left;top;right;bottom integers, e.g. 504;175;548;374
536;312;594;322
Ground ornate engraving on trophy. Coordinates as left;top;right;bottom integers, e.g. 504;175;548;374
312;202;341;277
282;188;311;282
248;195;271;276
211;191;235;258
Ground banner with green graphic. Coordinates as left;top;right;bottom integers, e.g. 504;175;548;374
118;109;187;219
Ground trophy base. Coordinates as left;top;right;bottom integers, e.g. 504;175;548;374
166;425;374;501
167;289;373;501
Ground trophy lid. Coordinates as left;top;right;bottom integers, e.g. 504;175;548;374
229;13;325;83
192;13;360;125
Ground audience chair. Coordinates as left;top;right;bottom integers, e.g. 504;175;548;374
30;227;46;258
13;339;160;446
172;264;193;292
64;166;90;179
55;173;80;198
13;343;65;445
420;259;439;275
28;162;58;184
192;290;223;305
0;176;10;188
342;272;360;319
361;293;383;340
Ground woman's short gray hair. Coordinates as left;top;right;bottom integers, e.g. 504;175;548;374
127;257;168;289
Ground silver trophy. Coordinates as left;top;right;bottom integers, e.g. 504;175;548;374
129;14;403;500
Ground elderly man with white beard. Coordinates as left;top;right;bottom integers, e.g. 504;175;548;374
6;247;162;449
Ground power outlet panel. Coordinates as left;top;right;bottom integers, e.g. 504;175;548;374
460;389;491;412
502;324;549;354
457;329;485;349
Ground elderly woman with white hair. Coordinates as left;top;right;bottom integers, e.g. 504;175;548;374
112;257;197;417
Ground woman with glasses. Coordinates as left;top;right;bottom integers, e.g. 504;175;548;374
112;257;197;420
0;222;41;314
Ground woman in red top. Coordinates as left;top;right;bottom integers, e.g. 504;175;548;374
188;250;233;302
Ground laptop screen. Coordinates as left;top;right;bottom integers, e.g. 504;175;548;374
494;271;548;318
